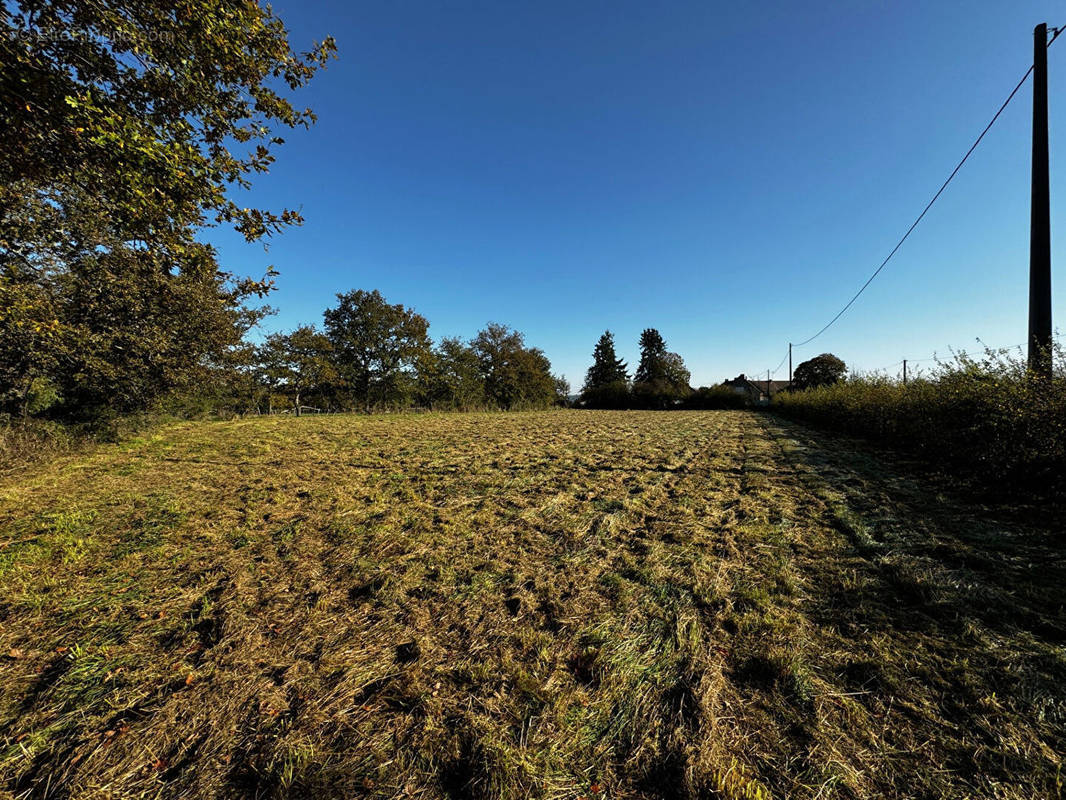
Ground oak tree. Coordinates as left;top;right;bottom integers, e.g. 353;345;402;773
324;290;431;411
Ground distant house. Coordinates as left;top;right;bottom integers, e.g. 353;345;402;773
724;374;790;405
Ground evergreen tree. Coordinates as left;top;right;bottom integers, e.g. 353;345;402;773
583;331;628;391
580;330;630;408
634;328;668;384
633;329;691;408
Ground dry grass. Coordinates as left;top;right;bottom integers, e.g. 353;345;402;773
0;421;83;480
0;410;1062;799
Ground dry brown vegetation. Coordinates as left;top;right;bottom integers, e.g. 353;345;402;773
0;410;1063;799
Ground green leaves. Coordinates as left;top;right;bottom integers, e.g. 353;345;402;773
0;0;335;416
324;290;433;411
793;354;846;391
471;323;557;410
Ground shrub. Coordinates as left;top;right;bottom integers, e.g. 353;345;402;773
772;343;1066;498
580;380;632;409
0;417;80;474
683;385;750;410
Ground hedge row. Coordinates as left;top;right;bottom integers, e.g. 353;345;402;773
772;345;1066;498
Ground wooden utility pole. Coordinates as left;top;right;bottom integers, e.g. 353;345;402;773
902;359;907;386
1029;22;1052;379
788;343;793;390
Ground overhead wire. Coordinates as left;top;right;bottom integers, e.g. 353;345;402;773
859;340;1030;374
744;29;1061;380
790;26;1064;350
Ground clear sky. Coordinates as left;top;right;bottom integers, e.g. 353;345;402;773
207;0;1066;389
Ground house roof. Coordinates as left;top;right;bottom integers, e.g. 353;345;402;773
726;375;791;395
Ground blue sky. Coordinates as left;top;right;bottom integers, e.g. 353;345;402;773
208;0;1066;389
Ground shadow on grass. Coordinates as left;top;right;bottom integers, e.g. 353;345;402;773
770;416;1066;796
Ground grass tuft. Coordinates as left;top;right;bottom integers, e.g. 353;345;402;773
0;410;1062;798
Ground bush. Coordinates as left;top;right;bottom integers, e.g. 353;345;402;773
631;380;692;410
580;380;632;409
0;417;80;475
0;405;190;475
683;385;750;410
772;343;1066;498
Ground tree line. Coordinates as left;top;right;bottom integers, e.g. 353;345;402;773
247;290;567;413
224;313;848;415
577;330;846;410
0;0;847;423
216;314;847;415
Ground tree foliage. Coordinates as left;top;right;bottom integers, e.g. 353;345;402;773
584;331;628;391
417;337;486;410
552;375;572;407
258;325;336;414
632;329;691;408
580;330;629;408
324;290;431;411
634;328;667;385
472;323;556;410
662;352;692;392
2;0;335;256
0;0;335;417
793;353;847;390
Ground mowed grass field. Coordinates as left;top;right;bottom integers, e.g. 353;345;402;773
0;410;1063;800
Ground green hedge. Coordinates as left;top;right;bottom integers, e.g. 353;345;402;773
772;345;1066;498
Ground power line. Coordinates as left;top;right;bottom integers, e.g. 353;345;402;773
792;27;1063;349
860;340;1030;374
743;349;789;382
770;351;788;376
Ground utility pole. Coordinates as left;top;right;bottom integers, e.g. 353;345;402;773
902;359;907;386
788;343;793;390
1029;22;1052;379
767;369;771;401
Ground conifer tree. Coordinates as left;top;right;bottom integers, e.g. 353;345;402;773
633;328;691;408
583;331;628;392
634;328;668;384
